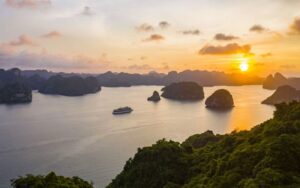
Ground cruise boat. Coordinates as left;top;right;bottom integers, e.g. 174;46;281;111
112;106;133;115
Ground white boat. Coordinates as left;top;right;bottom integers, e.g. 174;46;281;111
112;106;133;115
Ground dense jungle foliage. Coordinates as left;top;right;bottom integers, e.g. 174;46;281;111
107;101;300;188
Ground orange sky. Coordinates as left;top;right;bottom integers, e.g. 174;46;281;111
0;0;300;76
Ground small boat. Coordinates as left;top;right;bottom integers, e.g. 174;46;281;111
113;106;133;115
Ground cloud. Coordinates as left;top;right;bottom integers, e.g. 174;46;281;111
136;23;154;32
290;17;300;34
214;33;239;41
5;0;51;9
254;62;266;67
182;30;200;35
159;21;170;29
0;48;109;71
199;43;252;55
41;31;61;38
128;62;169;72
140;56;147;60
128;64;154;70
280;64;296;69
81;6;94;16
161;62;169;70
142;34;165;42
101;53;107;59
249;25;268;33
6;35;36;47
261;53;272;58
126;63;169;72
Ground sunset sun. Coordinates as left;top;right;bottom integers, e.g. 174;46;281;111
239;59;249;72
240;63;249;72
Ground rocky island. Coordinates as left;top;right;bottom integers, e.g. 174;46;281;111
262;85;300;105
205;89;234;108
25;74;47;90
147;91;161;102
0;81;32;104
39;75;101;96
0;68;22;87
0;68;32;104
161;82;204;100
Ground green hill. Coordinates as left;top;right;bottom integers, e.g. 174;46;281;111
107;101;300;188
11;172;93;188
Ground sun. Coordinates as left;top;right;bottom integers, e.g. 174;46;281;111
239;59;249;72
240;62;249;72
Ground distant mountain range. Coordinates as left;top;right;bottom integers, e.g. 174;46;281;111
263;72;300;90
15;69;264;87
20;69;97;79
2;68;300;90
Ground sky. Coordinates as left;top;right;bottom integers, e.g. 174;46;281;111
0;0;300;76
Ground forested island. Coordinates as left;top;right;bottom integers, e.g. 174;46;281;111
0;68;101;98
205;89;234;108
0;67;268;101
0;81;32;104
0;68;32;104
11;101;300;188
39;75;101;96
262;85;300;105
161;82;204;100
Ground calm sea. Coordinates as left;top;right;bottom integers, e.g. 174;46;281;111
0;86;274;188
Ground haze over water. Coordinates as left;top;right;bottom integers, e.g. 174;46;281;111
0;86;274;187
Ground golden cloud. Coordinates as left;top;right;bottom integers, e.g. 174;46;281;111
290;18;300;34
136;24;154;32
214;33;239;41
249;25;267;33
159;21;170;29
5;0;51;9
199;43;252;55
7;35;36;47
41;31;62;38
143;34;165;42
182;30;200;35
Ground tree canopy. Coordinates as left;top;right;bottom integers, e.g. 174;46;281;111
108;102;300;188
11;172;93;188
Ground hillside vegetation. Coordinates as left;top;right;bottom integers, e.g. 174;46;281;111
11;172;93;188
108;101;300;188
